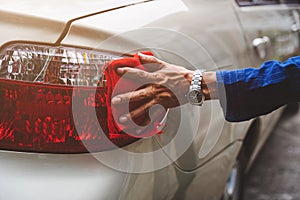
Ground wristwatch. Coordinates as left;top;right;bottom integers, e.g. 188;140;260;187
187;69;205;106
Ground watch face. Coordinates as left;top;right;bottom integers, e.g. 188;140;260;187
188;90;203;105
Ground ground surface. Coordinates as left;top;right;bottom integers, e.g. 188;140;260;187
243;104;300;200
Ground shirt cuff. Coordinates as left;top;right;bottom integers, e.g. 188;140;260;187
216;70;244;122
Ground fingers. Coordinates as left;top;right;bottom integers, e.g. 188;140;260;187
118;98;157;124
121;105;165;136
116;90;169;125
138;53;162;64
116;67;166;84
113;53;163;74
138;53;165;71
134;105;166;135
118;99;166;136
130;99;158;122
112;87;154;105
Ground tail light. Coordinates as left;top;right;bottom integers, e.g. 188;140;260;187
0;43;138;153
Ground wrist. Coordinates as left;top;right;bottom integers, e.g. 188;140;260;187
187;69;205;106
184;69;218;103
202;71;217;100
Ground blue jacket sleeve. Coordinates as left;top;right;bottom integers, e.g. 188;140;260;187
216;56;300;122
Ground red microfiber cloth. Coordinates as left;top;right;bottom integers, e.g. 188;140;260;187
104;52;165;138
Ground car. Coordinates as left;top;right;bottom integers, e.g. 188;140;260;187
0;0;299;200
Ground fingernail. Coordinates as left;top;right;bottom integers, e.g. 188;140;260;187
112;97;121;104
119;115;127;123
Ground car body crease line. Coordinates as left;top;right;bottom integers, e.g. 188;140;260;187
54;0;155;45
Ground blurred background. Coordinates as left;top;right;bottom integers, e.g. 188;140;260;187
244;103;300;200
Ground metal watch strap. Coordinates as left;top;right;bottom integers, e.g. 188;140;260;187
187;69;205;106
190;69;204;93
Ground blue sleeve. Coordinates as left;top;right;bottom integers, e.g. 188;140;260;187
216;56;300;122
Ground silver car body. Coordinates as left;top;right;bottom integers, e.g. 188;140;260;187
0;0;299;199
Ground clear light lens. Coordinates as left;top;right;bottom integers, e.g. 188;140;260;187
0;44;120;86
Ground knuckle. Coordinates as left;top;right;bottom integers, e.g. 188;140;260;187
159;75;167;84
154;95;160;103
137;70;146;78
150;85;158;95
148;55;157;62
152;73;164;81
138;90;147;99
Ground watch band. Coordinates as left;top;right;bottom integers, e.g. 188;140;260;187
190;69;204;92
188;69;205;106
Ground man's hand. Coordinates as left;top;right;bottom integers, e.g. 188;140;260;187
111;53;194;125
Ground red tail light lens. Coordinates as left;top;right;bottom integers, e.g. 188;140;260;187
0;44;137;153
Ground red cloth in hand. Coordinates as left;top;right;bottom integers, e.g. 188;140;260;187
104;52;164;138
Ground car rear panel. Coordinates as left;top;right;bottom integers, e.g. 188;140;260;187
0;141;242;200
0;151;126;200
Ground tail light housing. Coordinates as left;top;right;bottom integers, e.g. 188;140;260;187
0;43;138;153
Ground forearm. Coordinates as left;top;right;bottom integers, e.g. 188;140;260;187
194;56;300;122
199;68;287;122
216;56;300;122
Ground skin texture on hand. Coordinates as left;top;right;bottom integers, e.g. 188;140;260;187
111;53;217;125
